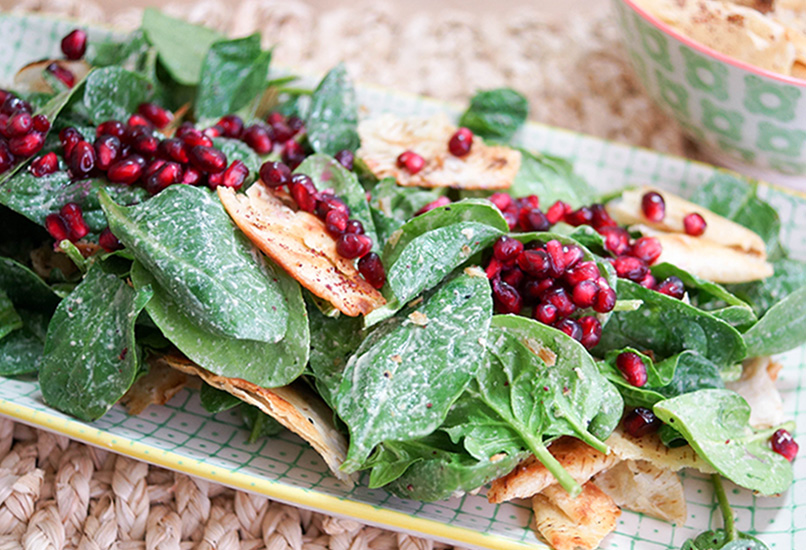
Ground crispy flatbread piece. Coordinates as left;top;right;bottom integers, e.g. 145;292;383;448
532;482;620;550
357;113;521;190
14;59;91;94
593;460;687;525
158;353;354;484
218;185;385;317
121;358;192;415
726;356;785;429
606;427;716;474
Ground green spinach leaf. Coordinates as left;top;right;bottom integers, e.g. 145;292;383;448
212;137;261;182
728;257;806;317
0;291;22;340
742;285;806;356
241;404;284;443
199;383;241;414
368;178;445;244
0;310;49;376
458;88;528;142
305;64;359;155
82;66;152;125
0;257;60;313
508;150;595;209
87;30;152;72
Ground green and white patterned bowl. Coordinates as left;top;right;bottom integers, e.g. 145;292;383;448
614;0;806;189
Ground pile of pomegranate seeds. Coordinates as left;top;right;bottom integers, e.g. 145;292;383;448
484;235;614;349
45;202;90;243
622;407;661;437
770;429;799;462
615;351;648;387
0;91;48;175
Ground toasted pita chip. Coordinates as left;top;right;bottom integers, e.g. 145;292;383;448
726;356;785;429
218;185;385;317
120;358;193;416
593;460;687;525
605;427;716;474
606;186;767;258
158;353;354;484
14;59;91;94
532;482;620;550
357;113;521;190
488;437;619;503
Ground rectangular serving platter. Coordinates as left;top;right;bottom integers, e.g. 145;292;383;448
0;13;805;550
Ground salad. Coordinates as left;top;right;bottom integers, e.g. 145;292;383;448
0;11;804;550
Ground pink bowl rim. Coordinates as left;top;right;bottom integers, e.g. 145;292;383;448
620;0;806;89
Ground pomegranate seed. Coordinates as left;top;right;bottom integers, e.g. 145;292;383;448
219;160;248;190
289;174;318;212
315;194;350;220
0;90;8;104
641;191;665;222
563;245;584;269
325;209;348;236
60;202;89;241
0;142;12;174
488;192;512;212
144;159;166;178
502;211;518;231
97;120;125;138
32;115;50;133
182;167;203;186
683;213;707;236
271;120;294;143
639;273;656;289
9;132;44;157
1;96;31;116
579;316;602;349
30;152;58;177
175;122;195;137
189;145;227;174
46;62;75;88
565;207;593;227
614;256;648;282
448;127;473;157
287;115;304;132
546;201;571;225
358;252;386;289
282;140;305;169
346;219;365;235
616;352;648;387
267;112;286;126
203;126;223;139
137;103;173;129
518;249;551;278
133;133;159;156
520;195;540;210
107;157;144;184
492;278;522;314
485;258;503;280
770;429;798;462
519;208;551;232
590;203;617;230
415;196;451;216
127;114;151;128
545;240;566;278
623;407;661;437
533;301;559;325
145;161;182;194
336;233;372;259
218;115;244;139
656;276;685;299
555;318;582;341
593;287;617;313
45;214;69;242
493;236;524;264
630;236;662;265
397;150;426;174
156;138;187;164
61;29;87;60
572;280;599;308
208;172;223;188
98;227;123;252
564;261;600;286
242;124;273;155
69;140;95;178
599;226;630;256
6;112;32;137
181;129;213;148
332;149;353;171
258;162;289;189
501;267;524;288
525;278;555;301
59;127;82;156
545;287;576;318
94;134;121;171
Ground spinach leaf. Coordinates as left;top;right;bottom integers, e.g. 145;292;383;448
653;390;793;495
141;8;224;85
101;185;288;343
305;64;360;155
199;383;241;414
335;271;493;473
508;150;595;209
0;310;49;376
39;264;153;421
458;88;528;142
195;34;272;122
0;291;22;340
294;154;378;245
81;67;152;125
681;530;769;550
130;259;309;388
87;30;152;72
0;257;60;313
742;285;806;356
368;178;445;244
596;280;746;368
241;404;284;443
212;137;260;182
728;257;806;317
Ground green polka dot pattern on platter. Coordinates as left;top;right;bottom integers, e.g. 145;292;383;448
614;0;806;176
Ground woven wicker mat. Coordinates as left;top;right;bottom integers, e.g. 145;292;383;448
0;1;694;548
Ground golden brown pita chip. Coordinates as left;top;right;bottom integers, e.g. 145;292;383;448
218;185;385;317
593;460;687;525
357;113;521;190
726;356;785;429
158;353;354;484
605;427;716;474
532;482;620;550
488;437;619;503
120;358;192;416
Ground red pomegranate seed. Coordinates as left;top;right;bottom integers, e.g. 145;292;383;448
287;115;304;133
525;277;556;301
94;134;120;171
157;138;189;164
133;133;159;156
579;316;602;349
203;126;223;139
599;226;630;256
546;287;576;318
218;115;244;139
630;236;662;265
0;142;12;174
182;166;203;186
272;120;294;143
639;272;656;289
267;112;285;126
593;287;617;313
519;208;551;232
564;261;599;286
107;157;143;184
30;152;58;178
9;132;44;157
492;278;522;315
1;96;31;116
98;227;123;252
623;407;661;437
325;209;348;236
0;90;8;104
493;236;524;264
614;256;649;282
397;150;426;174
616;352;648;387
590;203;617;230
683;213;707;236
520;195;540;210
485;258;503;280
289;174;318;212
31;114;50;133
60;202;89;241
242;124;273;155
46;62;75;88
488;192;512;212
127;114;151;128
282;140;305;169
358;252;386;289
563;245;584;269
415;196;451;216
533;301;558;325
502;267;524;288
572;280;599;309
555;318;582;341
544;201;569;225
6;112;32;137
145;158;167;178
97;120;125;138
770;429;798;462
336;233;372;259
259;161;291;188
45;213;69;242
175;122;195;137
145;161;182;194
219;160;248;190
181;129;213;148
316;194;350;219
345;219;365;235
518;249;551;278
641;191;665;222
137;103;173;129
656;276;685;299
189;145;227;174
545;240;566;278
69;140;95;178
448;127;473;157
61;29;87;60
565;206;593;227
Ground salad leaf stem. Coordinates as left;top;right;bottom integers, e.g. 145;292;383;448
530;439;582;497
712;474;736;542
